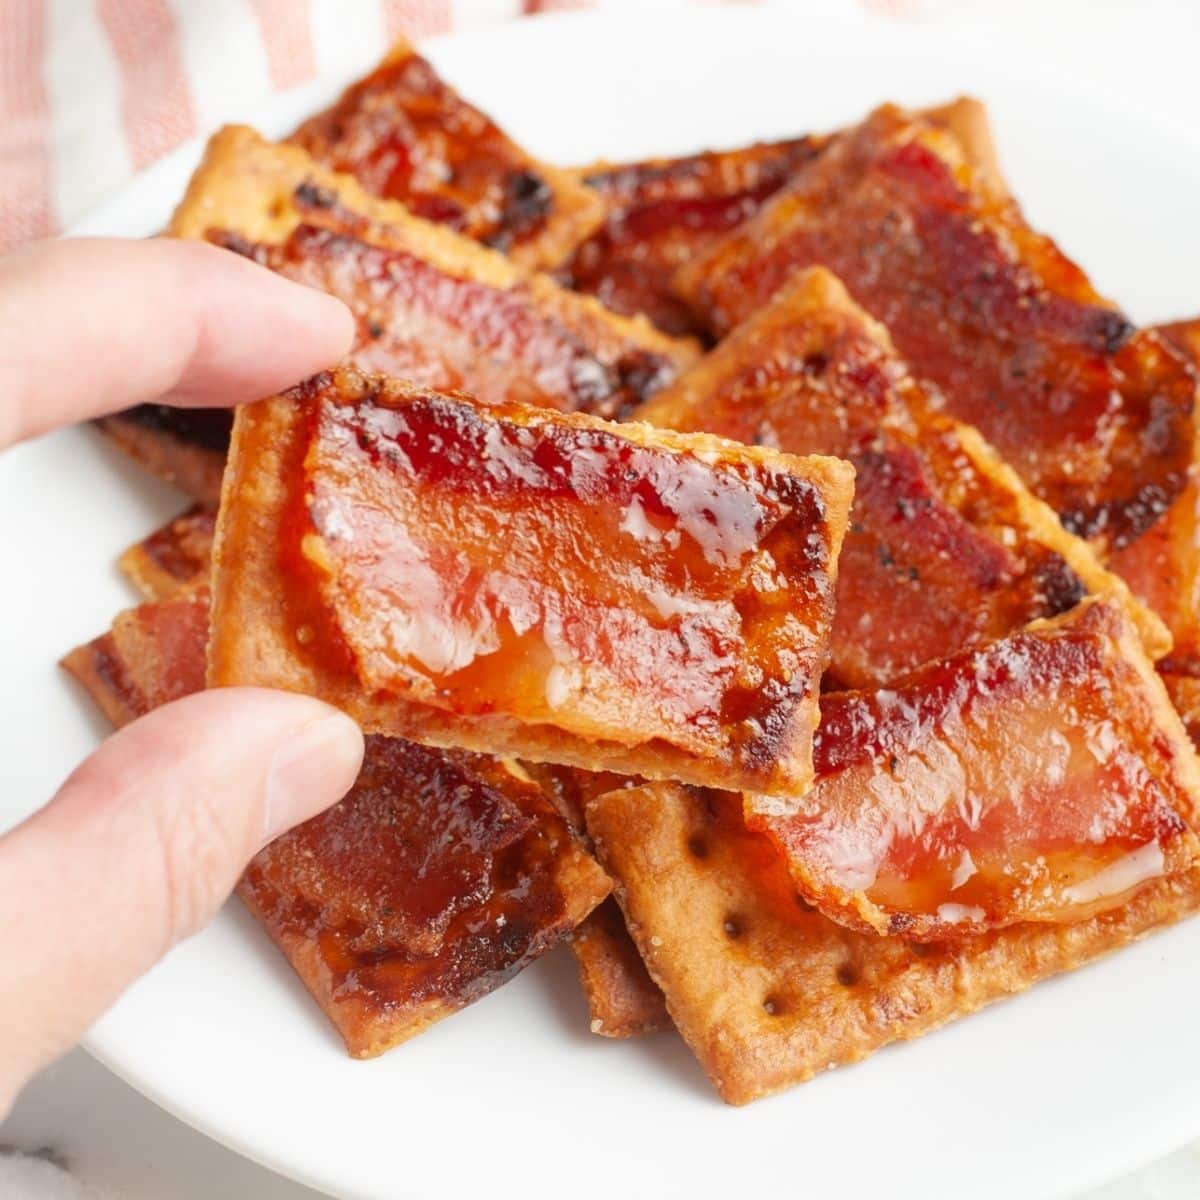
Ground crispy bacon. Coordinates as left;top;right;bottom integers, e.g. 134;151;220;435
214;221;681;420
1111;319;1200;680
117;505;215;601
207;366;853;801
676;104;1197;552
61;596;609;1058
639;268;1165;688
94;407;230;506
751;600;1200;939
587;779;1200;1104
290;39;602;268
561;137;824;336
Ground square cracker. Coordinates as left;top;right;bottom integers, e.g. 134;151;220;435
290;37;604;271
62;596;610;1058
208;367;854;802
587;782;1200;1105
168;124;698;423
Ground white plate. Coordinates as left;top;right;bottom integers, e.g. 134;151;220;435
5;5;1200;1198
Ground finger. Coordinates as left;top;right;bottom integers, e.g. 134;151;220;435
0;688;363;1112
0;237;354;448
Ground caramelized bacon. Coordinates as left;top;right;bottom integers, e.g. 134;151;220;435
61;596;609;1058
61;592;210;726
94;407;230;505
561;137;824;336
639;268;1165;688
118;505;215;601
556;99;996;337
102;123;695;494
290;39;603;268
208;366;853;801
676;104;1196;551
214;222;678;420
171;126;697;421
1111;319;1200;680
752;600;1200;939
587;780;1200;1104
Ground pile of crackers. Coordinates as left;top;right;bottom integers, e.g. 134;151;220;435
65;39;1200;1105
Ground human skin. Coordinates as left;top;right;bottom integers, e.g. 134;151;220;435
0;238;366;1114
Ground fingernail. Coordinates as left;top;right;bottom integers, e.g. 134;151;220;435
264;712;364;842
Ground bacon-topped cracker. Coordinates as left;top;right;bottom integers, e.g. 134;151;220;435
208;365;853;801
757;599;1200;939
290;38;603;270
170;126;696;422
639;268;1167;685
560;136;825;337
117;506;215;601
675;105;1197;557
61;595;609;1058
94;406;231;506
557;98;1000;338
1112;320;1200;691
587;603;1200;1102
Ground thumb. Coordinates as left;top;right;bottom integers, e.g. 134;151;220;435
0;688;363;1111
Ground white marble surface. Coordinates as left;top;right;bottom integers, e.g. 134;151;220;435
0;1048;1197;1199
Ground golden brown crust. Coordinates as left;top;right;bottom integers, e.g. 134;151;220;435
208;368;854;801
290;38;603;271
570;900;671;1037
588;780;1200;1105
117;506;215;601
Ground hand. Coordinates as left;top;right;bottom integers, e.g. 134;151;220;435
0;238;365;1114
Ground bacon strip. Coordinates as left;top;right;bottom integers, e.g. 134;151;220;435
676;104;1197;555
290;38;602;269
639;267;1167;686
61;595;609;1058
755;599;1200;938
207;366;853;802
560;136;824;337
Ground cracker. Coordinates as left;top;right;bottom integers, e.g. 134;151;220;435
291;37;603;270
757;599;1200;939
587;780;1200;1105
639;266;1168;679
62;596;609;1058
117;505;215;601
208;366;854;802
94;407;230;506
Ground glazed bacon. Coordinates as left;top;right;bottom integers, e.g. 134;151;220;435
557;99;996;338
207;366;853;801
675;104;1197;552
586;778;1200;1104
754;599;1200;939
561;136;824;337
94;406;231;506
638;268;1166;688
1111;319;1200;681
171;126;697;422
117;505;215;601
61;596;609;1058
290;38;603;268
